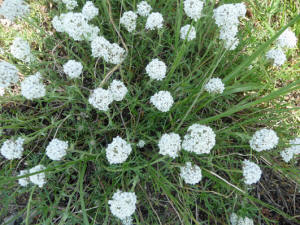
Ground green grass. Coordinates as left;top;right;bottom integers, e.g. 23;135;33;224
0;0;299;224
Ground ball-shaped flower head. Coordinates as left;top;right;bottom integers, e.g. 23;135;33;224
63;60;83;79
29;164;46;188
182;124;216;154
204;77;225;94
0;137;24;160
21;72;46;100
106;136;132;164
145;58;167;81
10;37;32;63
120;11;138;32
180;24;196;41
82;1;99;21
150;91;174;112
265;48;286;66
137;1;152;17
108;79;128;101
276;28;298;49
108;190;137;220
0;61;19;88
88;87;114;111
249;128;279;152
183;0;204;21
145;12;163;30
0;0;29;21
242;160;262;185
158;133;181;158
180;162;202;185
46;138;68;161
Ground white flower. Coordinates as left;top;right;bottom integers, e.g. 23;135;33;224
18;169;30;187
249;128;279;152
204;77;225;94
106;136;132;164
0;61;19;88
88;87;114;111
276;28;298;49
145;58;167;81
29;164;46;188
182;124;216;154
0;137;24;160
281;137;300;162
21;72;46;100
180;162;202;185
158;133;181;158
150;91;174;112
10;38;32;63
62;0;77;10
46;138;68;161
0;87;4;96
137;1;152;17
120;11;137;32
137;140;145;148
230;213;254;225
266;48;287;66
180;24;196;41
0;0;29;21
183;0;204;21
242;160;262;185
121;217;133;225
63;60;83;79
82;1;99;21
145;12;163;30
108;190;137;220
108;80;128;101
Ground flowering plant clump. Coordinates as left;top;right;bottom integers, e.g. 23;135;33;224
106;136;132;164
63;60;83;79
249;128;279;152
180;162;202;185
0;61;19;88
0;137;24;160
45;138;68;161
150;90;174;112
20;72;46;100
242;160;262;185
158;132;182;158
0;0;29;21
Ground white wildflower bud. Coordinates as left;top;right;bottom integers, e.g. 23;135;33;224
62;0;77;10
120;11;138;32
108;190;137;220
46;138;68;161
0;137;24;160
108;80;128;101
18;169;30;187
204;78;225;94
0;0;29;21
180;162;202;185
63;60;83;79
183;0;204;21
158;133;181;158
29;164;46;188
10;38;33;63
106;136;132;164
150;91;174;112
145;58;167;81
82;1;99;21
266;48;287;66
0;61;19;88
280;137;300;163
88;88;114;111
242;160;262;185
276;28;298;49
230;213;254;225
180;24;196;41
137;1;152;17
182;124;216;154
21;72;46;100
145;12;163;30
137;140;145;148
249;128;279;152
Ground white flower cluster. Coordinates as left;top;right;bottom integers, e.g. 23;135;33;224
180;24;196;41
180;162;202;185
145;58;167;80
145;12;164;30
62;0;77;10
63;60;83;79
21;72;46;100
46;138;68;161
249;128;279;152
204;77;225;94
0;87;5;96
82;1;99;21
0;0;29;21
17;165;46;187
242;160;262;185
281;137;300;163
106;136;132;164
137;140;145;148
265;48;287;66
88;87;114;111
109;79;128;101
213;3;246;50
183;0;204;21
0;137;24;160
230;213;254;225
158;133;181;158
137;1;152;17
91;36;126;64
10;38;33;63
108;190;137;220
150;91;174;112
120;11;138;32
0;61;19;88
276;28;298;49
18;169;30;187
182;124;216;154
